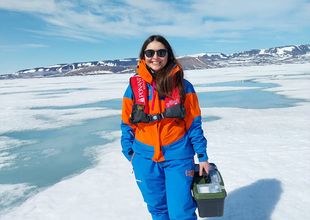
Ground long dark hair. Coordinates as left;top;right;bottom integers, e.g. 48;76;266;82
139;35;185;101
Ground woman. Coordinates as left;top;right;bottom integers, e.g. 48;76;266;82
121;35;209;220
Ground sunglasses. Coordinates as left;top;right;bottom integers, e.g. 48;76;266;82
144;49;168;58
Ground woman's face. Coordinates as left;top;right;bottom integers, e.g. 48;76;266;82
144;40;168;72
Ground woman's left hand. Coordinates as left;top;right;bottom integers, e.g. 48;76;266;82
199;161;210;176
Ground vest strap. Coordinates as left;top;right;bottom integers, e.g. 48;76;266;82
148;113;165;122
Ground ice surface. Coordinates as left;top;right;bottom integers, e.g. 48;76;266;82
0;63;309;219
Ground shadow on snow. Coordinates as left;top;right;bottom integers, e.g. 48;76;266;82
204;178;282;220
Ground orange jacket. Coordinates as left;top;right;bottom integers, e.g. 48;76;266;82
121;60;208;162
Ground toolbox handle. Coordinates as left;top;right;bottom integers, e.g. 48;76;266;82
195;163;217;183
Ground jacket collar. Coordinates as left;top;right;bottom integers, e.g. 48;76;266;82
136;59;181;84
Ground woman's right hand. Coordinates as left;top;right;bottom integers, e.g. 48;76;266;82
199;161;210;176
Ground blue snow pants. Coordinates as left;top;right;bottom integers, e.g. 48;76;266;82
132;153;197;220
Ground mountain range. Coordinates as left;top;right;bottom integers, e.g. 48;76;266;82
1;44;309;80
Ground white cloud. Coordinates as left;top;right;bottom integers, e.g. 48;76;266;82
0;0;309;41
22;43;49;48
0;0;57;13
0;44;49;50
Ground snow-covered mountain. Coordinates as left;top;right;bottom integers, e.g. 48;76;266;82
1;44;309;79
178;44;310;69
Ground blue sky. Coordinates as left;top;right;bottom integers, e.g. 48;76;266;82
0;0;310;74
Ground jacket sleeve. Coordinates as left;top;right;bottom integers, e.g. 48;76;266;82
121;84;136;161
183;80;208;162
